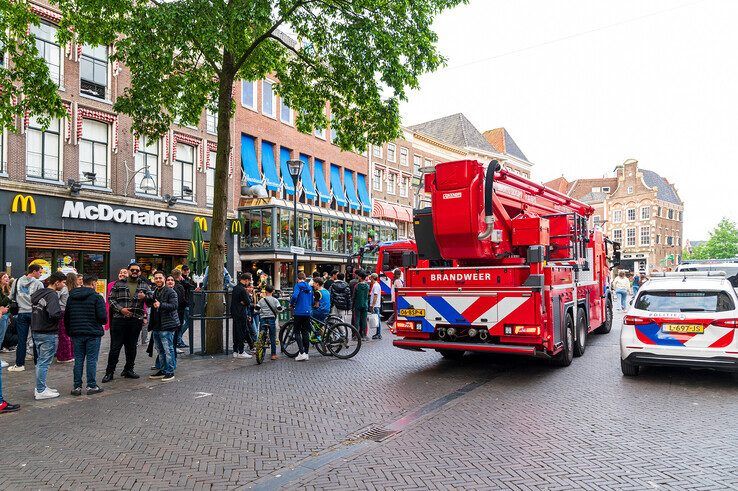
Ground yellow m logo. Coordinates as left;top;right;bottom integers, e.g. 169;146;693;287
194;216;208;231
230;220;243;234
11;194;36;214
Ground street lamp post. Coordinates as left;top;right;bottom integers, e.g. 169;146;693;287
287;159;304;285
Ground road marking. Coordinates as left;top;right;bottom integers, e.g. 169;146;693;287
194;392;212;399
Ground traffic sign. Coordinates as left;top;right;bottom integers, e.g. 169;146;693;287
290;246;305;255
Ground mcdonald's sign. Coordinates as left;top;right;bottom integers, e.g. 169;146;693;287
230;219;243;235
193;216;208;232
11;194;37;214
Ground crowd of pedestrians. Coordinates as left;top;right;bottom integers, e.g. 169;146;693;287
611;270;649;310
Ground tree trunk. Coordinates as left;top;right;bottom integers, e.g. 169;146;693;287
204;54;235;354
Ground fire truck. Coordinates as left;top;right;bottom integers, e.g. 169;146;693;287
393;160;616;366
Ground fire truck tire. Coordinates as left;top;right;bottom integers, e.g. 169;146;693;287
551;312;574;367
594;298;613;334
620;359;640;376
573;308;588;357
437;350;465;360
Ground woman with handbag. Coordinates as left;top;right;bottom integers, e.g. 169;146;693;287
0;273;12;367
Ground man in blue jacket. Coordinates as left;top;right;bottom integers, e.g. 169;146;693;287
290;272;313;361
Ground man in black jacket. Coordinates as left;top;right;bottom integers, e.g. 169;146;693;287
176;266;195;348
65;275;107;396
230;273;253;359
169;271;187;353
330;273;352;321
146;272;179;382
30;271;66;400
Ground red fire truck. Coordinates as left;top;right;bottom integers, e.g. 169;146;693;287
393;160;616;366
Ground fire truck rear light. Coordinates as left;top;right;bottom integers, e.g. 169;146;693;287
395;321;415;331
712;319;738;328
513;325;540;336
623;315;651;325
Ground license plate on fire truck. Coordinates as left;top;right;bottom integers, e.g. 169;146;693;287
662;324;704;334
399;308;426;317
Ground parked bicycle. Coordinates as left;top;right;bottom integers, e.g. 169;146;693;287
278;315;361;360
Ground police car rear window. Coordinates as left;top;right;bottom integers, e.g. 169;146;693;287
634;291;735;313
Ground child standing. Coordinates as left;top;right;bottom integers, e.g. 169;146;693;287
257;285;283;361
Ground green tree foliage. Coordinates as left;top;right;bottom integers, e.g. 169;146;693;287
0;0;67;129
44;0;464;352
685;218;738;260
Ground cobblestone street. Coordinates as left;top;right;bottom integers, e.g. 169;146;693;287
1;311;736;490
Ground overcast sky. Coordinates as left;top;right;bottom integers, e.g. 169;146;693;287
400;0;737;240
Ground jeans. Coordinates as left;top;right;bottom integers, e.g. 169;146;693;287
260;317;277;355
177;306;191;346
632;285;640;295
106;317;143;375
373;307;382;337
251;314;260;342
293;315;311;354
153;331;176;375
14;313;32;367
615;289;629;310
32;332;58;392
72;336;101;388
0;313;8;350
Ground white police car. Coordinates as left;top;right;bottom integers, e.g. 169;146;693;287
620;272;738;378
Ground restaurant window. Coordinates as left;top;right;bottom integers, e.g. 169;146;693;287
174;143;195;201
80;119;109;187
206;150;216;205
241;208;272;248
241;80;257;110
277;208;293;248
297;212;312;250
313;215;324;252
80;44;108;99
400;147;409;166
135;136;159;195
26;249;108;281
386;143;396;162
262;79;276;117
31;22;62;86
27;116;61;181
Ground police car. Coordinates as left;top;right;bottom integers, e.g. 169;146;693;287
620;271;738;379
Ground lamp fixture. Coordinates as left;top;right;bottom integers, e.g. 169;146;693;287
67;172;97;196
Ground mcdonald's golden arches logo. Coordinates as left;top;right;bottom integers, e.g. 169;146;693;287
11;194;37;214
193;216;208;231
230;219;243;235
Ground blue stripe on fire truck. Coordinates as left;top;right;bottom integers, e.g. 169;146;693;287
396;296;434;332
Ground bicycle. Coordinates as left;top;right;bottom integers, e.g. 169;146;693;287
279;315;361;359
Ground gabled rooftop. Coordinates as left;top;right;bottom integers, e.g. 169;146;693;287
483;128;528;162
409;113;496;154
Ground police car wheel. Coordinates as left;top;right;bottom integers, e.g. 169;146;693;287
620;358;640;377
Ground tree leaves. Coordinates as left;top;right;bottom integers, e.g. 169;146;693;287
686;218;738;260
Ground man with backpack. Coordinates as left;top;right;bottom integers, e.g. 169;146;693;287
30;271;67;400
330;272;352;323
8;264;44;372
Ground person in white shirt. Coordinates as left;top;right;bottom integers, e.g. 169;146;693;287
611;271;631;310
386;268;404;328
369;273;383;339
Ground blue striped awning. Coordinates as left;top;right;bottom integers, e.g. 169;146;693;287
313;158;331;203
343;169;360;210
299;154;317;200
241;134;261;186
357;173;371;213
279;147;294;195
330;164;347;207
261;141;280;191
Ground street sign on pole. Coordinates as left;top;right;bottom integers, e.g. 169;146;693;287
290;246;305;255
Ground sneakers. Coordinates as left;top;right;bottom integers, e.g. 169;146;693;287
233;352;252;359
232;352;240;358
149;371;166;379
34;388;60;400
0;401;20;413
86;386;104;395
7;365;25;372
270;354;278;361
295;352;309;361
176;348;185;354
372;334;382;340
161;374;175;382
0;360;8;368
71;387;83;397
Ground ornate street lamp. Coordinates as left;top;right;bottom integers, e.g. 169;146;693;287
287;159;303;283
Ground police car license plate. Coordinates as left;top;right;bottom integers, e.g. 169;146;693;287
662;324;704;334
399;308;425;317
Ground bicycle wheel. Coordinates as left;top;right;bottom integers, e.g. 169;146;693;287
325;323;361;359
280;321;300;358
255;328;268;365
312;320;331;357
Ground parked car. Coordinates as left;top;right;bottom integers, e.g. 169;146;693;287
620;271;738;379
677;260;738;288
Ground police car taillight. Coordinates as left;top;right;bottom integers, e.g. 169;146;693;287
623;315;651;325
712;318;738;328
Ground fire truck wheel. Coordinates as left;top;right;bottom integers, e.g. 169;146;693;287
573;308;588;357
437;349;465;360
594;298;613;334
551;312;574;367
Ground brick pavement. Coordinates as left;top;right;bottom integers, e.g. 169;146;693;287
1;313;737;490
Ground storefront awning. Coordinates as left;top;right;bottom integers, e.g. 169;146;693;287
330;164;347;207
356;173;372;213
279;147;294;195
313;158;331;203
261;141;280;191
373;201;413;222
396;206;413;222
343;169;360;210
241;134;261;186
299;154;317;200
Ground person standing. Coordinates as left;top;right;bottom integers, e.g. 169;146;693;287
632;272;642;296
104;263;151;383
0;272;12;369
30;272;66;400
106;269;128;333
348;270;360;329
8;264;44;372
324;270;338;291
353;271;370;341
176;266;195;349
612;271;631;311
385;268;404;329
290;272;313;361
311;277;331;323
256;285;283;361
369;273;383;340
169;272;187;354
329;272;352;323
65;275;107;396
54;273;77;364
230;273;253;359
146;272;179;382
0;298;19;411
